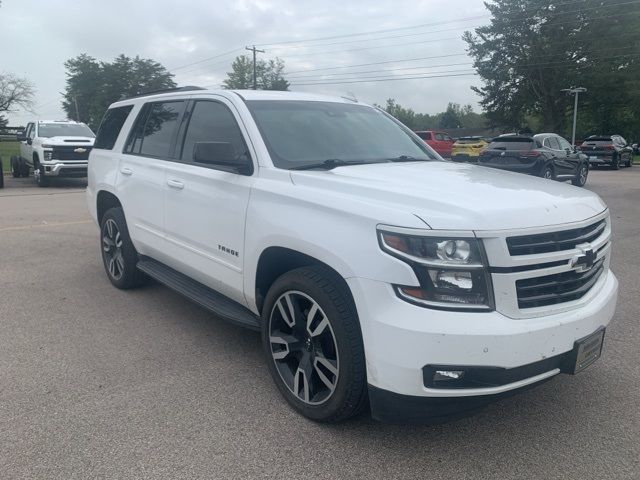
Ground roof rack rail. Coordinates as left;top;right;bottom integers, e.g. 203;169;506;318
121;85;206;101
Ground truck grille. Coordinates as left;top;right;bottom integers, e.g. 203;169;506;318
516;258;605;308
507;219;605;256
51;145;92;161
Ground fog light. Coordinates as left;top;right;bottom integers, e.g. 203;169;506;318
434;370;465;382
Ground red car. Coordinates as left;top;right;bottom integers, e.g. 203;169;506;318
414;130;455;157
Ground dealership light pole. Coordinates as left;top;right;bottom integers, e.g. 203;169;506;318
562;87;587;146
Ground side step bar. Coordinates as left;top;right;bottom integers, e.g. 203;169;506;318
137;256;260;331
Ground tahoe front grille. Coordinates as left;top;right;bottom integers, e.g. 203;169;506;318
507;219;605;256
51;145;92;161
515;259;604;309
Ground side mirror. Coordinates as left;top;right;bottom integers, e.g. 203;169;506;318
193;142;252;174
26;138;33;145
565;147;572;154
17;134;27;142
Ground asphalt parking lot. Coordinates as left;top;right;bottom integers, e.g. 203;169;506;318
1;169;639;479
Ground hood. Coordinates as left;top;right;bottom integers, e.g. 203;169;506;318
40;136;95;146
290;161;606;231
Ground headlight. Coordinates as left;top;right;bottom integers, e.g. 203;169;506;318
379;229;493;310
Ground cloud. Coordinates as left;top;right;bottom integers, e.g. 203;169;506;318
0;0;488;125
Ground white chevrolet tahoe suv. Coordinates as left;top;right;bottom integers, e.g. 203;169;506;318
16;120;95;186
87;88;618;423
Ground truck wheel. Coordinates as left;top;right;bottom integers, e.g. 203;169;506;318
261;265;367;423
572;163;588;187
10;156;21;178
100;207;148;289
20;161;30;177
34;165;50;187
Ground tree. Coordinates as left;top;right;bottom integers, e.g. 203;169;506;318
62;54;176;130
0;115;8;130
0;73;35;115
223;55;289;90
464;0;640;137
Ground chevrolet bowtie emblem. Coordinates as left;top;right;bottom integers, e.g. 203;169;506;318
74;147;87;153
571;246;596;272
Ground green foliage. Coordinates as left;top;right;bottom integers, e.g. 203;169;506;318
62;54;176;130
378;99;486;131
464;0;640;139
223;55;289;90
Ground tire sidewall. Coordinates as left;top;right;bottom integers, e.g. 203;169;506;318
261;267;365;422
100;207;141;289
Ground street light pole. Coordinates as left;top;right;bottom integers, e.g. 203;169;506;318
561;87;587;146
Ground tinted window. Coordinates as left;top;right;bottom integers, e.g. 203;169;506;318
544;137;561;150
416;132;431;140
94;106;133;150
127;101;184;157
488;138;534;150
557;136;572;150
246;100;436;169
435;133;444;141
180;101;248;163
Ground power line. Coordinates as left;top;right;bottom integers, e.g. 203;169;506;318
168;47;244;72
291;72;479;86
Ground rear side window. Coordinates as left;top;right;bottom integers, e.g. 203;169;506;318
435;133;444;141
416;132;431;140
543;137;561;150
179;101;248;163
94;106;133;150
125;101;185;157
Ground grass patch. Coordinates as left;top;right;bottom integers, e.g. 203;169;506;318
634;154;640;165
0;141;20;173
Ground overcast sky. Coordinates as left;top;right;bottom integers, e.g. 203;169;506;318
1;0;490;126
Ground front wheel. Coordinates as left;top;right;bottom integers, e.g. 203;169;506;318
261;266;367;423
572;163;588;187
34;165;50;187
611;156;620;170
626;155;632;167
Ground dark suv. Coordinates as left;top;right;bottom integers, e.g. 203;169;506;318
580;135;633;170
477;133;589;187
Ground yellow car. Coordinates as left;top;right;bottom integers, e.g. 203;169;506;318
451;136;488;162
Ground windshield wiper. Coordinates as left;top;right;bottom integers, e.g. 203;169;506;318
290;159;376;170
387;155;432;162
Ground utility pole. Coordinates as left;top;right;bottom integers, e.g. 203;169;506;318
561;87;587;146
73;95;80;122
245;45;265;90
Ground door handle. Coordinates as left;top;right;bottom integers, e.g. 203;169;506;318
167;179;184;190
120;167;133;176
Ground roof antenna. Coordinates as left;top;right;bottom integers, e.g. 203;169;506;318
341;91;358;103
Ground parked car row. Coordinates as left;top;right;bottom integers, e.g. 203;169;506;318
412;129;634;188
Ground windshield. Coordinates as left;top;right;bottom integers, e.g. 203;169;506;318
38;123;95;138
246;100;437;169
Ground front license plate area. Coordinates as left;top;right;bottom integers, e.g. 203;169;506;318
572;328;605;374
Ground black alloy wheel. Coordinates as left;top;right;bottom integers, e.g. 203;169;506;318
572;163;588;187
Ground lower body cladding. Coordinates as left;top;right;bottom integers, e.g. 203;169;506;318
40;161;88;177
347;271;618;423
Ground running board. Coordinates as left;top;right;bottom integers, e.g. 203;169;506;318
137;256;260;331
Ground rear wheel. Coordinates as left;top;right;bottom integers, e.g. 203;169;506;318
261;266;367;423
611;156;620;170
100;207;148;289
572;163;588;187
542;166;554;180
10;156;20;178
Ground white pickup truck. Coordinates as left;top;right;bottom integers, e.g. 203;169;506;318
16;120;95;186
87;88;618;423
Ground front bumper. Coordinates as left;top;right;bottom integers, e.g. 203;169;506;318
347;271;617;420
41;161;88;177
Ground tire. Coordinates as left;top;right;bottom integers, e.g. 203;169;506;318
100;207;148;289
611;156;620;170
34;165;50;187
20;162;30;177
626;155;632;168
542;166;554;180
10;156;20;178
261;265;367;423
572;163;588;187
